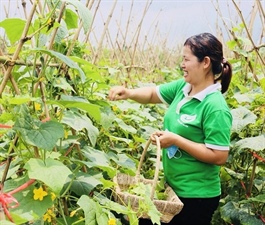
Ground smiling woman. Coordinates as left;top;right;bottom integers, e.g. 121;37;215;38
109;32;233;225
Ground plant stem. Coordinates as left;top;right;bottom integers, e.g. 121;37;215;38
58;199;68;225
247;157;257;196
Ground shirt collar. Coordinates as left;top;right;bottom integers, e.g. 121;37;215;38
183;82;221;101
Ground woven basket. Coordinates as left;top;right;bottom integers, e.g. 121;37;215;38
113;136;184;223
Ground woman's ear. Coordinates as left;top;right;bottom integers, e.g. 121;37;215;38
203;56;211;68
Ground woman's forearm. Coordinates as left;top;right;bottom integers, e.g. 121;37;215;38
109;86;161;104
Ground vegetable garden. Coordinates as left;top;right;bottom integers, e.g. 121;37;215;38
0;0;264;224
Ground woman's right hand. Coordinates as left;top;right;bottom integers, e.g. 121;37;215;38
108;86;130;101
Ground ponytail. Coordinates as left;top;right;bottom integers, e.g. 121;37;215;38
215;59;232;94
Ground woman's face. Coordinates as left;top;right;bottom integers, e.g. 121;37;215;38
181;45;204;85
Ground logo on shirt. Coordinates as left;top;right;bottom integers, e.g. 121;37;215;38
179;114;197;124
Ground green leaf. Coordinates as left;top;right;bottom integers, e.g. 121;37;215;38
70;172;102;196
54;77;75;92
95;206;109;225
62;110;99;146
7;177;52;219
243;194;265;203
48;97;101;122
25;158;72;195
0;18;33;44
12;189;52;218
223;167;244;180
114;118;137;134
231;106;257;133
227;40;238;50
9;96;37;105
14;119;64;150
64;8;78;30
235;135;265;152
70;56;105;82
220;201;264;225
111;153;136;170
82;147;111;167
0;221;16;225
233;93;253;104
55;20;68;43
100;110;116;130
77;195;97;225
31;48;86;82
65;0;92;33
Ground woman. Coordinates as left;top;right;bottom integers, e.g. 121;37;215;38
108;32;232;225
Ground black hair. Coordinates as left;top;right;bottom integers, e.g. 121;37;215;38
184;33;232;93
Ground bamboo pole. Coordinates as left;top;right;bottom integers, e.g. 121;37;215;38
84;0;101;55
92;0;117;64
0;0;38;96
130;0;152;66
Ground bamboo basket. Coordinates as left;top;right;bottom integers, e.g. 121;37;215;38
113;136;184;223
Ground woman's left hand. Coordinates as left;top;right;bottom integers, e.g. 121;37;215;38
151;130;178;148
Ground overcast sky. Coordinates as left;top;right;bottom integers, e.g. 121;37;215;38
0;0;263;48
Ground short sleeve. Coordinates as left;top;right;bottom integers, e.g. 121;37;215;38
157;79;186;105
204;110;232;150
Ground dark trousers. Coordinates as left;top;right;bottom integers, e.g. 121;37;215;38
139;196;220;225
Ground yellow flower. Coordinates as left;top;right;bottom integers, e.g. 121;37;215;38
51;192;56;201
43;213;52;222
108;218;116;225
33;186;48;201
34;103;41;111
70;210;77;217
43;209;56;222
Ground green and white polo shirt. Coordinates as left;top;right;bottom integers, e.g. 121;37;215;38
156;78;232;198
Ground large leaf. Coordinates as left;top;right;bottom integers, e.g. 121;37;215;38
64;8;78;30
220;201;264;225
70;172;102;196
48;97;101;122
82;147;110;167
12;186;53;218
25;158;72;195
61;110;99;146
65;0;92;33
114;118;137;134
0;18;33;44
235;135;265;152
78;195;109;225
0;221;16;225
231;106;257;133
14;118;64;150
30;48;86;82
77;195;97;225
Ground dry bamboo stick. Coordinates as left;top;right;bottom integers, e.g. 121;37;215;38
92;0;117;64
248;1;258;35
84;0;101;55
114;19;133;65
0;0;38;96
130;0;153;66
0;56;59;67
122;0;134;53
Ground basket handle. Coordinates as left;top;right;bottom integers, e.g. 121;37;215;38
135;135;161;200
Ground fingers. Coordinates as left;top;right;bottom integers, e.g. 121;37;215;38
108;86;126;101
151;131;163;145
